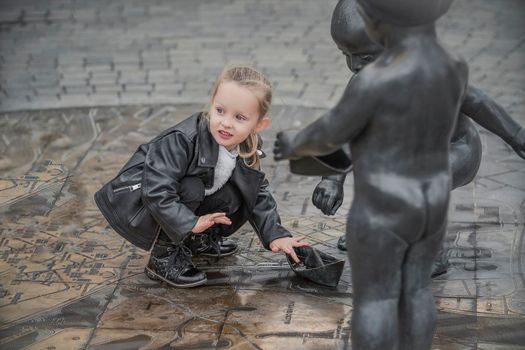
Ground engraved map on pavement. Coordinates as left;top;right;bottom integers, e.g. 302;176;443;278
0;105;524;349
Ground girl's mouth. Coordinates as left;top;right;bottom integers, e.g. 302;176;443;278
218;130;233;139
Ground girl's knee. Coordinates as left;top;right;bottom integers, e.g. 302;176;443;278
179;177;205;210
218;182;242;213
203;182;242;213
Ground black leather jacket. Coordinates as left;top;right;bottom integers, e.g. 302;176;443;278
94;112;291;251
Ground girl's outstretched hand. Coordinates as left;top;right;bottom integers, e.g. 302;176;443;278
192;212;232;233
269;236;309;263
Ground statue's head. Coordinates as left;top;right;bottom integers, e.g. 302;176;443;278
331;0;382;74
355;0;453;27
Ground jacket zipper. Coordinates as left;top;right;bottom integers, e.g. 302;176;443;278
113;183;141;193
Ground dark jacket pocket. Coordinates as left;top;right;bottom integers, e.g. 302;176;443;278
94;162;159;251
129;204;157;232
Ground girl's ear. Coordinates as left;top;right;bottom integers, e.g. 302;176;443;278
255;116;271;133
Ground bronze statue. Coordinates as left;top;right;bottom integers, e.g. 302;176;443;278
313;0;525;278
274;0;468;348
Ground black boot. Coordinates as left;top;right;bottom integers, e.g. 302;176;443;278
145;241;207;288
185;229;238;259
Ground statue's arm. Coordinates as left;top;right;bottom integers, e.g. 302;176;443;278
322;174;347;183
312;173;347;215
462;84;522;145
289;79;374;158
462;84;525;159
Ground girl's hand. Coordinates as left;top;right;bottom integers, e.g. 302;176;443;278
191;212;232;233
269;236;309;263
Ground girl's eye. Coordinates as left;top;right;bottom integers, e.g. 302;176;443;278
216;107;224;114
236;114;247;121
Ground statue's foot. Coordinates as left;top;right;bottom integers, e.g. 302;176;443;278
337;235;346;251
431;257;449;278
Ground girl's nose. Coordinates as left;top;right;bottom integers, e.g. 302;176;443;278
221;116;233;128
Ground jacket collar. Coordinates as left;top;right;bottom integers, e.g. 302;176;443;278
196;112;219;168
231;158;265;211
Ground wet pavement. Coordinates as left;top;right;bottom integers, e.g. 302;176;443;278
1;104;524;349
1;0;525;349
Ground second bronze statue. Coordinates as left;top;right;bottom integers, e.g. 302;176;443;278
310;0;525;279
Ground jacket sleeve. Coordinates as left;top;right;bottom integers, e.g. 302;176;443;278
142;131;199;244
249;178;292;250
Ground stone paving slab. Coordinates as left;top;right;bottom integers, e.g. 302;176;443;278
0;104;524;349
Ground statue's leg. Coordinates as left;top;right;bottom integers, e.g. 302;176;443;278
398;222;446;350
346;214;408;350
399;178;449;350
429;116;482;277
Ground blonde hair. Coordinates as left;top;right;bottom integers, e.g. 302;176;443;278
206;65;272;168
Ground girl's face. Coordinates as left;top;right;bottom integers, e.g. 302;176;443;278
208;81;270;151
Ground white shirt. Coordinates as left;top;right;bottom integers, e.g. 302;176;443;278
204;145;238;196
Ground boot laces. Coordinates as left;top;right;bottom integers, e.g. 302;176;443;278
166;244;194;269
207;231;223;259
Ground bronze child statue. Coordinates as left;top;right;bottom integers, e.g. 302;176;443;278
313;0;525;278
275;0;468;348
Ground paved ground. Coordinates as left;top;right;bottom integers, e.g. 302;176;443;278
0;0;525;349
1;0;524;115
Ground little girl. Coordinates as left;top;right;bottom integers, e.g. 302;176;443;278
95;65;307;288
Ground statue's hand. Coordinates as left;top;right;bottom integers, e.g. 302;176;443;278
273;130;299;161
312;178;344;215
510;127;525;160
